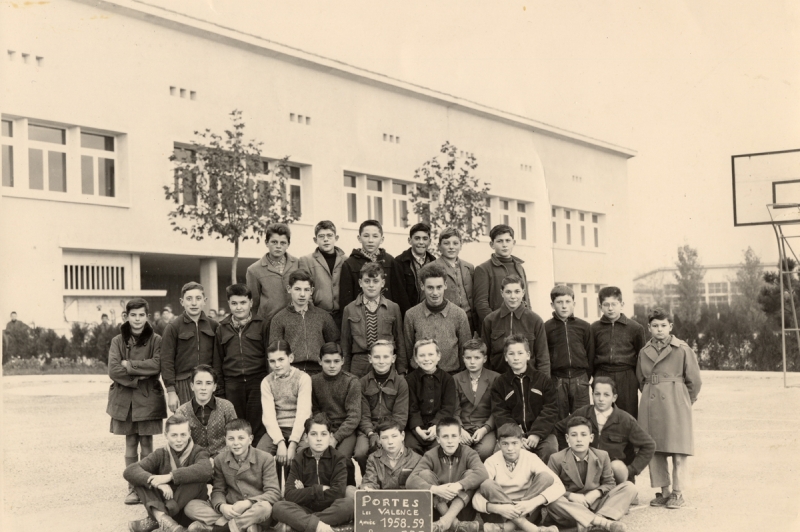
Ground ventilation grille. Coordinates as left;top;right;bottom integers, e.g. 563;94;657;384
64;264;125;291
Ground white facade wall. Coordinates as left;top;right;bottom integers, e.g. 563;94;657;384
0;0;634;331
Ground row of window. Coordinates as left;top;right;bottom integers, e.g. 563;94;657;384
551;206;601;248
664;281;740;296
556;283;604;318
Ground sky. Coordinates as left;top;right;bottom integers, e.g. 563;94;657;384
149;0;800;275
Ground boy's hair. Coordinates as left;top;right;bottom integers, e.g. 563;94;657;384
503;333;530;355
370;339;395;355
181;281;205;298
462;338;487;357
436;416;462;435
191;364;218;383
497;422;524;440
592;376;617;395
359;262;385;279
374;416;404;436
226;283;252;300
101;313;109;319
304;412;332;434
648;307;672;323
314;220;337;236
566;415;592;433
413;338;440;357
598;286;623;303
126;298;149;314
288;269;314;288
417;263;446;285
267;340;292;357
501;274;524;290
359;219;383;235
490;224;515;241
550;284;575;302
266;222;291;243
438;227;461;244
164;414;189;432
225;419;253;435
320;341;343;358
409;222;431;238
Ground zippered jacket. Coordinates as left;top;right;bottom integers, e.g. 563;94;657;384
407;444;489;504
284;447;348;512
590;314;646;371
544;313;593;378
491;364;558;440
161;311;218;391
212;315;269;395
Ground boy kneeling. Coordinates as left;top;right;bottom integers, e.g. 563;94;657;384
124;414;213;532
472;423;563;532
184;419;281;532
406;417;488;532
272;413;354;532
546;417;636;532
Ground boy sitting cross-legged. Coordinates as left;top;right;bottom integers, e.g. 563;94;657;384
124;414;214;532
360;416;422;490
406;416;489;532
184;419;281;532
472;423;563;532
272;413;355;532
545;417;636;532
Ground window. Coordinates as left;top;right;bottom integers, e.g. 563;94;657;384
594;227;599;247
592;214;598;223
173;147;197;206
483;197;492;231
709;295;729;305
566;223;572;245
580;213;585;222
288;166;302;219
80;132;115;197
552;221;557;244
366;178;383;223
565;210;571;220
552;207;556;218
583;297;588;318
501;200;510;225
28;124;67;192
2;119;13;187
581;226;586;246
708;282;728;294
392;182;409;229
344;175;358;223
517;203;527;240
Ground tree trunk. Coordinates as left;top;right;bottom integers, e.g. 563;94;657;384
232;238;239;285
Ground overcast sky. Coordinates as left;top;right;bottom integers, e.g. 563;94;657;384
151;0;800;275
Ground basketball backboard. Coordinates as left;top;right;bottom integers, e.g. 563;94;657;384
732;148;800;226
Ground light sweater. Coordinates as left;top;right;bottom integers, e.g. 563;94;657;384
261;367;312;444
472;449;566;513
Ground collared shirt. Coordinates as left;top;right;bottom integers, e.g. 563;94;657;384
233;447;251;466
469;371;482;393
652;335;672;353
363;296;380;313
412;251;429;269
594;407;611;434
385;447;405;468
265;253;287;274
362;248;379;262
192;396;217;426
231;312;252;332
504;458;518;473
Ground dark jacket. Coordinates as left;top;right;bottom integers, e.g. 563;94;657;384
339;248;412;316
298;247;348;313
359;367;410;436
405;367;457;431
590;314;646;371
284;447;348;512
212;314;269;395
453;369;500;432
361;447;422;490
107;322;167;422
545;314;594;378
341;295;407;372
407;444;489;503
124;443;212;490
268;304;340;365
160;311;218;391
547;447;615;496
491;364;558;440
211;447;282;508
473;254;530;327
482;303;550;376
553;405;655;479
395;247;436;306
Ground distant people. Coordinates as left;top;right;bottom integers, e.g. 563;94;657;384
98;313;113;333
545;285;594;419
396;223;436;306
591;287;646;419
161;282;219;412
360;417;421;490
339;219;411;315
433;228;476;332
474;224;531;328
5;311;30;334
482;275;549;376
175;365;238;459
247;222;300;324
213;284;270;446
217;308;227;319
269;270;340;375
207;309;218;319
298;220;348;329
107;298;167;505
123;414;212;532
637;308;702;510
4;311;31;358
341;262;407;376
154;306;174;336
453;339;500;461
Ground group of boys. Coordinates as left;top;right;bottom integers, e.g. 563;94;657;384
125;218;658;532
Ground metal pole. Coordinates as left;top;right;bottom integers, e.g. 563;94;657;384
773;223;788;388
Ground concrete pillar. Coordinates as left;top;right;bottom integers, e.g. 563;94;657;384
200;258;219;312
131;254;141;291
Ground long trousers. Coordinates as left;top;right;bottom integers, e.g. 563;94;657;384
185;499;273;530
552;372;591;420
412;469;477;522
135;482;207;525
478;474;554;524
649;452;688;491
546;482;637;527
272;497;353;532
224;374;267;444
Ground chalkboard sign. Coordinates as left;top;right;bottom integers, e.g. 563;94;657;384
355;490;433;532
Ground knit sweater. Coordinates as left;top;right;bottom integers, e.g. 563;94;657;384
175;397;238;457
261;367;312;444
124;444;213;488
403;301;471;372
268;304;340;365
472;449;565;513
311;371;362;442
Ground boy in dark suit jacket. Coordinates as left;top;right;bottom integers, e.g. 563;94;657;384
453;339;500;461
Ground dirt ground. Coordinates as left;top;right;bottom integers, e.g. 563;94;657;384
3;371;800;532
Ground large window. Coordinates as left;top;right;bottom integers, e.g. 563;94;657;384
344;174;358;223
343;173;426;230
552;207;603;249
81;132;115;197
366;178;384;223
392;182;410;229
485;198;530;241
28;124;67;192
2;120;13;187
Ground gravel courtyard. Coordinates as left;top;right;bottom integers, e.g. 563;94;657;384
3;371;800;532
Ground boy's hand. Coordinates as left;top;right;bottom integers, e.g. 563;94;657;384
415;427;428;439
157;484;173;500
276;440;288;466
424;426;437;441
584;490;601;506
431;483;461;501
490;503;520;520
460;429;473;445
294;479;305;489
472;427;488;442
167;392;180;413
121;360;131;371
322;485;330;491
219;504;241;520
150;474;173;486
329;434;339;448
369;433;381;451
570;493;589;507
523;435;540;450
513;498;540;516
231;500;252;513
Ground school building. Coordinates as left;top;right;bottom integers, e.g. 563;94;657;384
0;0;636;333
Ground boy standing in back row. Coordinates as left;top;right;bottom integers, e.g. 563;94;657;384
246;223;300;324
396;223;437;306
474;225;530;328
591;287;645;419
298;220;348;329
